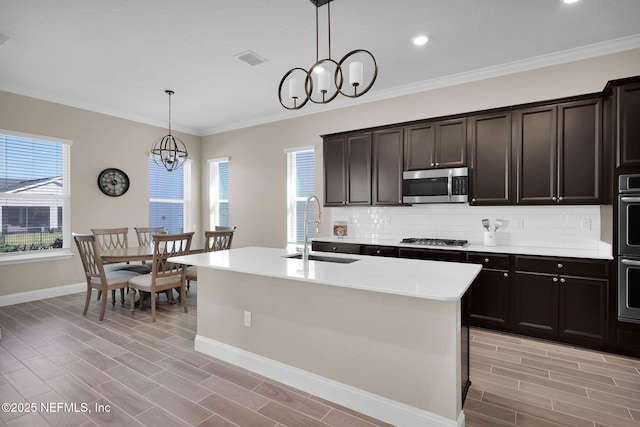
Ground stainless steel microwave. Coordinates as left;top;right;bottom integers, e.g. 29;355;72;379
402;167;469;204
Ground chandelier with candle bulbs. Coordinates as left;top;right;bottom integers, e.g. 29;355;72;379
278;0;378;110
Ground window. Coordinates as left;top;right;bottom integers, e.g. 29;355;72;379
0;129;72;262
149;157;191;234
209;158;229;227
286;147;315;245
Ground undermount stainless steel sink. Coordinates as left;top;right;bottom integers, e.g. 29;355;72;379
283;253;359;264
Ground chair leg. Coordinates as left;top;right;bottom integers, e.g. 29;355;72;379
111;289;116;306
97;290;102;300
151;291;157;322
99;290;108;321
120;288;125;306
180;285;188;314
83;288;92;315
129;288;136;314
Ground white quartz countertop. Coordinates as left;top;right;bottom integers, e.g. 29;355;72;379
312;237;613;260
170;246;481;301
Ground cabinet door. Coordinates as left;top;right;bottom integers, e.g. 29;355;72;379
557;98;602;204
515;105;557;204
469;112;512;205
558;276;608;342
616;82;640;168
513;272;558;334
404;123;435;170
470;269;510;330
347;132;372;205
436;118;467;168
373;127;404;205
397;248;465;262
323;135;347;206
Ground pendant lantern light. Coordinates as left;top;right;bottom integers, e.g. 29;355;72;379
150;90;188;172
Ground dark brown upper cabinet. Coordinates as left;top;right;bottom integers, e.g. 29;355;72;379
469;112;513;205
404;118;467;170
323;131;371;206
515;98;602;204
373;127;404;205
615;81;640;169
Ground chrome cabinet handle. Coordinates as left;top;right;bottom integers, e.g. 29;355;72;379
558;196;564;201
331;246;337;251
560;277;566;283
484;258;489;263
557;263;563;268
553;277;559;282
503;273;509;278
376;250;381;254
552;196;557;201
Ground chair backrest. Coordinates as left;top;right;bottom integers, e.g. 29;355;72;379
151;232;194;278
204;230;234;252
134;226;166;246
91;227;129;251
73;233;106;282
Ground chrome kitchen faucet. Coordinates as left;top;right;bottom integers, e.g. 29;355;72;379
303;195;322;263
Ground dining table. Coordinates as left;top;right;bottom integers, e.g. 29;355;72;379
100;246;203;263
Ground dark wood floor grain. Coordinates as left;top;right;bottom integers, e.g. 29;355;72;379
1;287;639;426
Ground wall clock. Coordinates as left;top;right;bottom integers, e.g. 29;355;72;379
97;168;130;197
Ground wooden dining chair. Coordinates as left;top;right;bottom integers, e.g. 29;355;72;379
134;226;166;246
73;233;143;321
128;232;194;322
185;228;235;289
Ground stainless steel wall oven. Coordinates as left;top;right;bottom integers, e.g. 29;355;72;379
618;174;640;323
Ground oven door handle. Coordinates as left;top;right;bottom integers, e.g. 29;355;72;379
621;259;640;266
621;197;640;203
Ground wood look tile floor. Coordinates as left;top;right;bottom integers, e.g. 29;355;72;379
1;288;639;427
0;287;392;427
467;329;640;427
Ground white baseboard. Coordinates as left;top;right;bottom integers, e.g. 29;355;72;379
0;282;85;307
195;335;465;427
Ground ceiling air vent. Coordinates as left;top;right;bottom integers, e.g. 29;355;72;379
235;50;267;66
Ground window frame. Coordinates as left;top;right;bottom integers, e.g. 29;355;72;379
208;157;230;228
286;146;315;248
0;129;73;265
148;156;192;234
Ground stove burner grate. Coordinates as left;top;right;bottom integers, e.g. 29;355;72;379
401;238;469;247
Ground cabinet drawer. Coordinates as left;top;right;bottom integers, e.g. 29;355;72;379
312;241;362;254
362;245;397;257
514;256;609;278
468;253;510;270
398;248;465;262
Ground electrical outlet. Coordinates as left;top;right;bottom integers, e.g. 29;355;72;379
243;311;252;327
581;218;591;230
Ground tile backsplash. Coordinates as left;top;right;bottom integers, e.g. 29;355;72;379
328;204;606;250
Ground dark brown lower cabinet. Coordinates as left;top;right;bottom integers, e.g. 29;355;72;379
467;253;510;331
311;241;362;254
513;256;608;345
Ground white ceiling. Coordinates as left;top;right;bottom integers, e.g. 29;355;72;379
1;0;639;136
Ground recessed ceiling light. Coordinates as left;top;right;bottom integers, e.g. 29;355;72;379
563;0;580;4
412;35;429;46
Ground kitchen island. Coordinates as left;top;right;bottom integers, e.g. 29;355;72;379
170;247;482;427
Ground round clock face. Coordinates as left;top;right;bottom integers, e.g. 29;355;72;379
97;168;130;197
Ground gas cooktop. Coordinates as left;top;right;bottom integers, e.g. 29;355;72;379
400;238;469;247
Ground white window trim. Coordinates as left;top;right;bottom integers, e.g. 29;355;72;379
0;129;73;265
285;146;315;248
208;157;229;229
148;156;191;234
